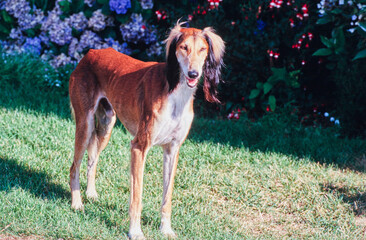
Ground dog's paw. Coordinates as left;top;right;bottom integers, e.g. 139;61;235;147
86;189;98;201
128;229;145;240
71;201;84;211
160;226;177;239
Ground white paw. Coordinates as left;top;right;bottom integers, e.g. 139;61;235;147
160;225;177;239
128;230;145;240
71;200;84;211
86;189;98;201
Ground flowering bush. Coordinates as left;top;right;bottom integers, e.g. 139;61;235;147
159;0;318;118
312;0;366;137
0;0;159;69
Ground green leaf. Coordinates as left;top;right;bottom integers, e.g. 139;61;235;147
320;35;333;48
225;101;233;111
332;27;345;50
358;22;366;33
71;0;84;13
249;89;260;99
84;9;93;18
268;67;287;83
58;0;70;13
316;15;333;25
116;14;129;24
24;29;36;38
102;4;112;15
97;0;109;4
263;82;273;95
1;10;13;23
0;22;9;34
331;8;342;14
352;49;366;61
269;95;276;111
313;48;332;56
103;27;117;39
256;82;263;89
42;0;49;11
131;0;142;13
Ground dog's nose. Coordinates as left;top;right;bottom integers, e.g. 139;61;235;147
188;71;199;79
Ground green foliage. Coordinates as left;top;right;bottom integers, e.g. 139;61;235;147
154;0;316;118
313;27;346;57
0;10;14;37
0;49;71;96
249;68;300;111
314;1;366;137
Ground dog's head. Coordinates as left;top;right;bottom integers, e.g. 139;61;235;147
165;22;225;103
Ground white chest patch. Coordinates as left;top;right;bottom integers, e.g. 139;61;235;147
152;83;195;146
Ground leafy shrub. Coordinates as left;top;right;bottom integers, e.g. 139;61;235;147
0;0;159;68
313;0;366;137
153;0;317;118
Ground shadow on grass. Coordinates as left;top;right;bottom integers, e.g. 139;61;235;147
0;80;71;120
0;157;69;200
321;183;366;216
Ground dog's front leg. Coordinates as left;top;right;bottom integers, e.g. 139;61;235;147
160;143;180;238
128;138;150;240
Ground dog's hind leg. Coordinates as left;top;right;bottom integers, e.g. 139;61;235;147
86;98;116;200
160;143;180;238
70;110;94;210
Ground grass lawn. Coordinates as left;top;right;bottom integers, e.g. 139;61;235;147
0;53;365;239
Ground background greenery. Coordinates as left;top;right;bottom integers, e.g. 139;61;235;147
0;0;365;137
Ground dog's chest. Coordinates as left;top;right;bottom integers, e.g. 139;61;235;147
152;85;194;146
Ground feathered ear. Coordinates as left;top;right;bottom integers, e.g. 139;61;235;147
202;27;225;103
165;22;184;92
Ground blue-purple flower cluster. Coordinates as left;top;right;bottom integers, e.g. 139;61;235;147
120;14;157;45
109;0;131;14
140;0;154;9
0;0;158;70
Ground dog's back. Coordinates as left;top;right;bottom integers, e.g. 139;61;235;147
69;48;168;133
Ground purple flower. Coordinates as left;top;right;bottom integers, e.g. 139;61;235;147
140;0;153;10
9;28;23;40
109;0;131;14
146;41;163;57
4;0;31;19
23;37;42;55
49;53;75;68
18;9;45;30
104;37;132;55
88;9;106;31
120;14;157;44
48;21;73;46
78;30;102;49
84;0;95;7
66;12;88;32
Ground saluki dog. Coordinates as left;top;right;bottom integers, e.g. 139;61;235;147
69;22;225;239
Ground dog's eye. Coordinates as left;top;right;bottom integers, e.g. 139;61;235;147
199;47;207;52
180;45;188;51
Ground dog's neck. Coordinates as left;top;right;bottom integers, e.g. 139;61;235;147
167;72;196;118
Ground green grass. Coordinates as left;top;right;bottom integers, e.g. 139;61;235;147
0;53;366;239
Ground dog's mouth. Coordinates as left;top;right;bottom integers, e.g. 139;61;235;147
185;76;199;88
